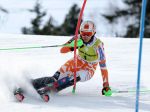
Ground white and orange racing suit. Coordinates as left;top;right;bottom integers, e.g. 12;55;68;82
57;35;110;87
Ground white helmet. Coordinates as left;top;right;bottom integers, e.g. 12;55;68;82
80;21;96;37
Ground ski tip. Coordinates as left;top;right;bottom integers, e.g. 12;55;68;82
42;94;50;102
15;93;24;102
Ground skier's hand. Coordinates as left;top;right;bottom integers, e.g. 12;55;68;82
102;86;112;96
60;47;73;53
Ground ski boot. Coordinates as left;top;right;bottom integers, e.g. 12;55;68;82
37;87;50;102
14;88;24;102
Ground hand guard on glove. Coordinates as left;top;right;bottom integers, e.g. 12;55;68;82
102;86;112;96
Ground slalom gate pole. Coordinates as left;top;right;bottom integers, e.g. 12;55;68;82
72;0;87;93
135;0;147;112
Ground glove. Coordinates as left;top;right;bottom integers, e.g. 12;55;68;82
102;86;112;96
60;47;73;53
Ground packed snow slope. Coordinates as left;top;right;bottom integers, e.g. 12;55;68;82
0;34;150;112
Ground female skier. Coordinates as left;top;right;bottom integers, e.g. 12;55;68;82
14;21;112;102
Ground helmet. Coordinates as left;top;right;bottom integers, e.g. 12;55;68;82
80;21;96;37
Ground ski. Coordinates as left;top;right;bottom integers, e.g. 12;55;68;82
13;87;51;102
13;76;80;102
37;87;50;102
14;88;25;102
41;94;49;102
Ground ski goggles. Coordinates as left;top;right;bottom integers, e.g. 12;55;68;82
80;31;93;37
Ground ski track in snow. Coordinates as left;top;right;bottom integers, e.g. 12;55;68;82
0;34;150;112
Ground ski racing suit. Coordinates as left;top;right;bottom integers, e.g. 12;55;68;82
32;35;110;92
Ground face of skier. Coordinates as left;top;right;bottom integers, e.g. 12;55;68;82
80;31;93;42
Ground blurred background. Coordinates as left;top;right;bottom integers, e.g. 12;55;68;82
0;0;149;38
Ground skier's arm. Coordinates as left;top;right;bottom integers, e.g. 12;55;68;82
97;42;109;87
60;35;82;53
98;42;112;96
60;37;74;53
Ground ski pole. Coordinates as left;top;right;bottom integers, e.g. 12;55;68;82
112;89;150;94
0;39;83;51
0;45;64;51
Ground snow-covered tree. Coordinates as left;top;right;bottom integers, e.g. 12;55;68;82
103;0;150;38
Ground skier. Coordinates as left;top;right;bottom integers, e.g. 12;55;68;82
14;20;112;102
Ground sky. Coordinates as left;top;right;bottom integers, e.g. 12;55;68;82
0;0;128;37
0;34;150;112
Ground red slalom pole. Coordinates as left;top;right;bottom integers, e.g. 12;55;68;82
72;0;87;93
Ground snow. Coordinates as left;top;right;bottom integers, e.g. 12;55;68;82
0;34;150;112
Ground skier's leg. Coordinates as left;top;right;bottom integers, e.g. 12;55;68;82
59;57;98;82
32;72;60;90
56;57;98;91
32;58;81;92
56;76;81;91
32;57;97;93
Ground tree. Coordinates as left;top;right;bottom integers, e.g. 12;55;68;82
22;0;47;35
22;1;81;36
40;16;56;35
60;4;81;36
0;6;8;27
0;6;8;13
103;0;150;38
